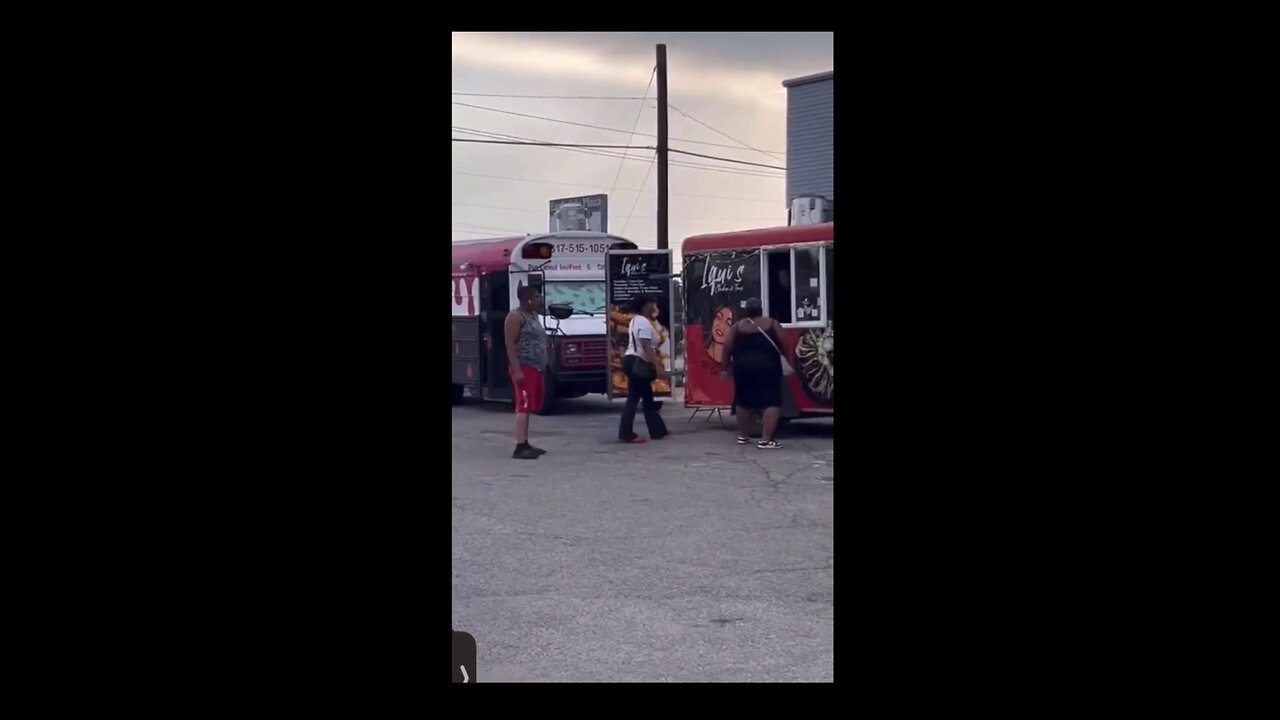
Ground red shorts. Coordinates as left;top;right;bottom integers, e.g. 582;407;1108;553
510;365;544;414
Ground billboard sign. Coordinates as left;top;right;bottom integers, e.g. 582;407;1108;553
549;194;608;233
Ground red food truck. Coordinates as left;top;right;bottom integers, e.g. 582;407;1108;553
451;231;640;413
680;223;834;419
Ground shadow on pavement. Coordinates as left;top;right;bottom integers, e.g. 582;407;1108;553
780;418;835;439
455;396;660;417
454;395;832;439
455;394;629;417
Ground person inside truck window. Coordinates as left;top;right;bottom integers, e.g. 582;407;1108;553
767;251;791;323
798;294;819;320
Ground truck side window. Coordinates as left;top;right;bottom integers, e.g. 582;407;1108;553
767;251;792;323
824;247;834;322
793;248;823;323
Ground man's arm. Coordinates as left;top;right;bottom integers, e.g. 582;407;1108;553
504;312;524;383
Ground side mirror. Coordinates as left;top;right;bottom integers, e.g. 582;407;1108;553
548;304;574;321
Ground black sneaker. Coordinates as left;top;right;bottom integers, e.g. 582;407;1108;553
528;445;547;455
736;435;751;445
512;445;540;459
757;440;783;449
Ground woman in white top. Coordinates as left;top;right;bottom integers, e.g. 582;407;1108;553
617;296;670;443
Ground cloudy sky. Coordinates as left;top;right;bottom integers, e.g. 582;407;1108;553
451;32;833;271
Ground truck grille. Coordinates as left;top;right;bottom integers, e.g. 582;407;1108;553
561;338;609;367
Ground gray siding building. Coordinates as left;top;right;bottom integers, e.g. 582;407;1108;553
783;71;833;221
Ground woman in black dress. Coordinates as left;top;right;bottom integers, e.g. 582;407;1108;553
720;298;785;449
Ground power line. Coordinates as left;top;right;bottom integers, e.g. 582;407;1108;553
451;170;780;203
452;169;610;189
453;126;641;164
452;127;783;178
453;138;653;149
452;201;641;219
451;201;784;222
452;229;519;237
453;202;547;214
452;225;528;236
621;152;658;237
668;103;785;162
452;92;647;100
669;159;782;178
452;220;528;233
452;227;506;233
453;136;781;178
669;148;786;171
610;66;656;201
452;100;784;155
453;125;783;176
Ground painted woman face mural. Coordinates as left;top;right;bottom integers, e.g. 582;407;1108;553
705;305;734;364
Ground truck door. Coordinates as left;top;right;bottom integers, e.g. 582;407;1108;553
481;273;512;402
451;288;483;397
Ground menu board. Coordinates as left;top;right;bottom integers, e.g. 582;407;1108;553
604;249;673;399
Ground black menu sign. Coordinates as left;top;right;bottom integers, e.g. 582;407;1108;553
604;249;673;399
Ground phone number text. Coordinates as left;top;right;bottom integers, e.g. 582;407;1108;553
554;243;612;254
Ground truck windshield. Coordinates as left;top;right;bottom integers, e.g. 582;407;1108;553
544;281;606;315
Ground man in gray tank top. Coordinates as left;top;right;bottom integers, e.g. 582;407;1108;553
504;285;549;459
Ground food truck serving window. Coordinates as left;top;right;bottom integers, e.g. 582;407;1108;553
763;244;830;327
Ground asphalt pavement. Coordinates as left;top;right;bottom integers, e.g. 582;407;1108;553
451;391;834;682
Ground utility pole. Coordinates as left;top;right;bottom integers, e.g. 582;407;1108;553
656;43;668;250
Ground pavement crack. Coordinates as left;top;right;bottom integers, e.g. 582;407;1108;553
743;453;784;490
805;446;834;464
